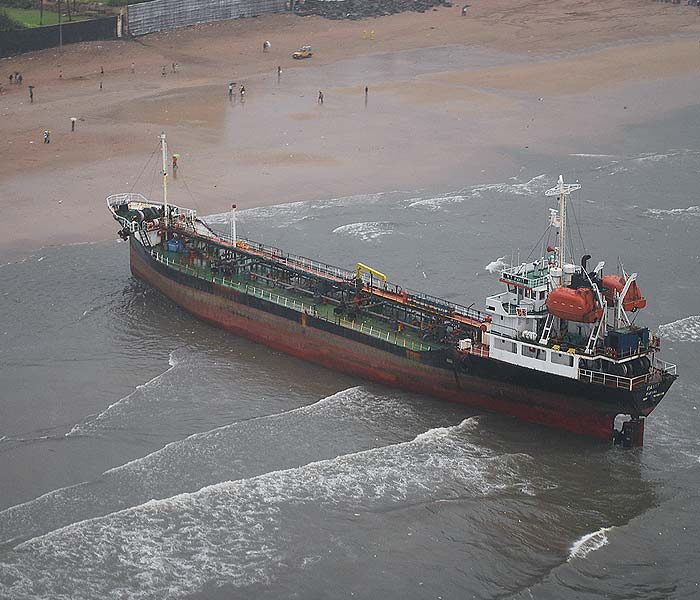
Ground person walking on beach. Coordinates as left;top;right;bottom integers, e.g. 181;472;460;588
318;90;324;104
71;117;76;132
240;85;246;97
277;66;281;82
100;66;104;76
43;130;50;144
28;85;34;103
16;73;22;85
131;62;135;74
228;82;234;98
8;74;12;85
162;66;166;77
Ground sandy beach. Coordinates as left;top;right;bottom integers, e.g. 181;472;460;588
1;0;700;260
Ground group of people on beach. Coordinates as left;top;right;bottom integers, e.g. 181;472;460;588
161;63;179;77
8;72;23;85
228;83;246;98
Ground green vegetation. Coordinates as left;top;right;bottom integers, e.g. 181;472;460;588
0;0;34;10
0;7;26;30
0;6;87;27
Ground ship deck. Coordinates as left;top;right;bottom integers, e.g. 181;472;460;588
153;246;443;353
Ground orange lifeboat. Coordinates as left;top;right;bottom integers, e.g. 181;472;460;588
602;275;646;311
546;287;603;323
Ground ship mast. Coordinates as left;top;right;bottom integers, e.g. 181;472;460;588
230;203;237;244
160;132;168;226
545;175;581;269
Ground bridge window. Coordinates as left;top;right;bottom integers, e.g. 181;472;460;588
521;345;546;360
551;352;574;367
495;337;517;353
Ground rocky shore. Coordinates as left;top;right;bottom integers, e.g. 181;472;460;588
294;0;454;20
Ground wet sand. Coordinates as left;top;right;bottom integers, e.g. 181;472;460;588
1;0;700;260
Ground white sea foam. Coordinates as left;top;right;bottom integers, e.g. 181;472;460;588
470;174;549;198
0;387;432;547
634;151;682;163
331;222;394;241
406;195;466;210
0;420;532;599
645;206;700;218
567;527;611;561
65;350;179;437
659;316;700;343
569;153;620;159
484;256;508;274
203;192;395;228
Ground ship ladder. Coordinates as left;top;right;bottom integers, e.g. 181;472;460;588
137;226;152;248
538;313;555;345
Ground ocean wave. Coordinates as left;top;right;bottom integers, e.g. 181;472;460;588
406;195;465;210
0;387;435;547
469;174;549;198
0;420;533;599
633;149;698;163
65;350;180;437
569;153;620;159
331;222;395;240
567;527;611;561
203;192;396;229
659;316;700;343
645;206;700;219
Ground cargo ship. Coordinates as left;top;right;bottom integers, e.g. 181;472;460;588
107;134;677;446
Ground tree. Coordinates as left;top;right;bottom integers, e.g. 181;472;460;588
0;8;26;30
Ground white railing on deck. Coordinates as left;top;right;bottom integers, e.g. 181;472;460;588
578;369;649;391
655;360;677;376
467;345;490;358
106;192;150;209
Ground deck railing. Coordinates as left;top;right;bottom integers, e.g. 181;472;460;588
151;251;433;352
578;361;677;391
654;359;677;376
578;368;650;391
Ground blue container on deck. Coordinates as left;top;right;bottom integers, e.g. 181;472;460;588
606;327;649;356
167;240;185;253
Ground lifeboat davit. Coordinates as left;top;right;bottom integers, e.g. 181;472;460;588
546;287;603;323
602;275;647;311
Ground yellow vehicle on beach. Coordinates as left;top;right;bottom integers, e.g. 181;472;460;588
292;45;313;59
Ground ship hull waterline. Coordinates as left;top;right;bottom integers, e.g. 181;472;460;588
129;239;668;442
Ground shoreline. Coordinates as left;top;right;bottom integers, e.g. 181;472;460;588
2;0;700;261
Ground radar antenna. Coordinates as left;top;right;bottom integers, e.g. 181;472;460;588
545;175;581;269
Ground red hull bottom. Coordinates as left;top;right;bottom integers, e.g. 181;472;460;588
131;243;619;442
